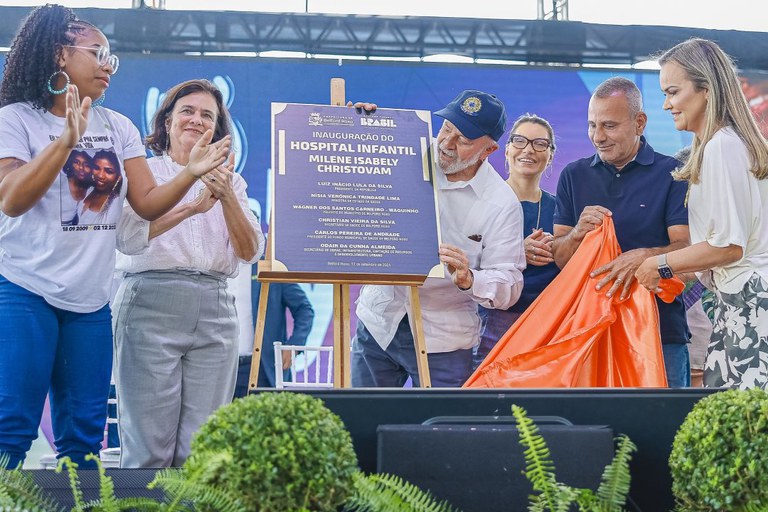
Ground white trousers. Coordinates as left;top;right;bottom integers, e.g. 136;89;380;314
112;271;239;468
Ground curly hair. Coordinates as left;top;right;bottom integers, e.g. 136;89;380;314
0;4;97;110
145;79;233;155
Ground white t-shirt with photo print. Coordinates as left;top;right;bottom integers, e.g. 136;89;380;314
0;102;145;313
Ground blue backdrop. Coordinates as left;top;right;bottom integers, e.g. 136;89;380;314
0;53;695;372
100;55;691;213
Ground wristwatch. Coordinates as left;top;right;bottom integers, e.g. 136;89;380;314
657;254;674;280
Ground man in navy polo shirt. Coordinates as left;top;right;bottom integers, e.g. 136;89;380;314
551;77;691;387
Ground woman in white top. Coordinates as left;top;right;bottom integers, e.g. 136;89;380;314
0;5;229;469
636;38;768;390
113;79;264;468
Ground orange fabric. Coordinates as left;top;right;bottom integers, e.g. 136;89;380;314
463;216;670;388
657;276;685;304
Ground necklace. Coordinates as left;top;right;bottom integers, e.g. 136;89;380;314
507;180;543;229
534;188;542;230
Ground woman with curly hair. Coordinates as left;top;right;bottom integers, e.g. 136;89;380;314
0;4;230;468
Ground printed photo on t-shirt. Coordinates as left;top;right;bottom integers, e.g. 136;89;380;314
59;148;123;227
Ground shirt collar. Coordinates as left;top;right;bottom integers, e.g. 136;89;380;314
437;158;494;196
590;135;654;170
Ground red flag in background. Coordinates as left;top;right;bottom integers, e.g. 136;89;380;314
464;216;678;389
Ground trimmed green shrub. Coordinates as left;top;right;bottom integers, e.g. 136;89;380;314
186;392;358;512
670;388;768;511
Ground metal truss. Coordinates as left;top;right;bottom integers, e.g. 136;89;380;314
1;6;767;70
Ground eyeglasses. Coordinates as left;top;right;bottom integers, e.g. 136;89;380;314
66;45;120;74
508;134;551;152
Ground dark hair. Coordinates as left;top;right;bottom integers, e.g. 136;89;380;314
92;148;119;169
63;149;93;178
0;4;98;109
91;149;122;195
145;79;232;156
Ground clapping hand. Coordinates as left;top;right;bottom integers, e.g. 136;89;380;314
201;153;236;202
186;131;231;179
190;187;218;215
61;85;91;150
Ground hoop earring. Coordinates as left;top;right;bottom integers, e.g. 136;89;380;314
47;70;70;95
544;163;553;179
92;93;105;108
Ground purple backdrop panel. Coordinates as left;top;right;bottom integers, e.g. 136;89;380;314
272;103;440;277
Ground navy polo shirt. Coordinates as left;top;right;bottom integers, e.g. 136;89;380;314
553;136;690;344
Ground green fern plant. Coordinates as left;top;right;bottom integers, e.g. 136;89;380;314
345;472;457;512
56;455;168;512
53;452;249;512
0;453;63;512
150;451;243;512
511;404;636;512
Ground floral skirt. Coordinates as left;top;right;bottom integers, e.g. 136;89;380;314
704;273;768;390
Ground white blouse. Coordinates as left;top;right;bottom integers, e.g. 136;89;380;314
688;127;768;294
115;153;263;278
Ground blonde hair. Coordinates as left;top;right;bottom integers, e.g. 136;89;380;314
658;38;768;184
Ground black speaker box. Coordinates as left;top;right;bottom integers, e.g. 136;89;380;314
377;422;615;512
28;469;162;509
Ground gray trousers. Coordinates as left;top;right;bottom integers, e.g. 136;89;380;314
112;271;239;468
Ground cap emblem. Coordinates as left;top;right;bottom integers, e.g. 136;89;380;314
460;96;482;116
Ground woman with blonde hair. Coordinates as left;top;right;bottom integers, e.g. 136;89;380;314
636;38;768;390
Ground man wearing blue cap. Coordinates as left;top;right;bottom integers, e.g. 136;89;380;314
353;90;526;387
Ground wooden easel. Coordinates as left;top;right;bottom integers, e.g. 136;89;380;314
248;78;432;391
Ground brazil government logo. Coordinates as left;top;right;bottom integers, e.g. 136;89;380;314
460;96;482;116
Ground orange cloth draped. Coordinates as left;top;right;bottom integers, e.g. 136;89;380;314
464;216;676;388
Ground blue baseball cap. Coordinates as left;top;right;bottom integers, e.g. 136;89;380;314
434;90;507;142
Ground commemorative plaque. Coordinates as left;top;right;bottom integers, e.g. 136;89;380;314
263;103;443;284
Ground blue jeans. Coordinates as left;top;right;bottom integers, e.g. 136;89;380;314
662;343;691;388
0;275;112;468
474;307;522;371
351;316;473;388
